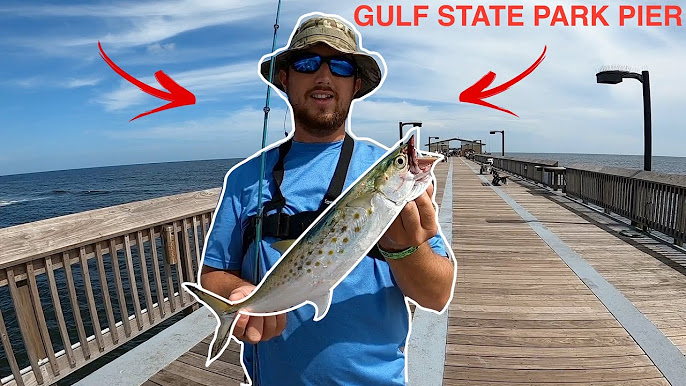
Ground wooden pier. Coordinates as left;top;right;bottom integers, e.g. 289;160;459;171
2;157;685;385
142;158;686;385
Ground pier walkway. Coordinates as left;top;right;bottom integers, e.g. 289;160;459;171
90;158;686;385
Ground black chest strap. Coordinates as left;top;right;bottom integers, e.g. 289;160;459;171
243;134;356;254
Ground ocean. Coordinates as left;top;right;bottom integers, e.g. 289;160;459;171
504;153;686;175
0;159;242;228
0;153;684;382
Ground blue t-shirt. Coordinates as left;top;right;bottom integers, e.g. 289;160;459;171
203;137;447;385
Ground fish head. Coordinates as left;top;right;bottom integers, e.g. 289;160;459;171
375;135;441;205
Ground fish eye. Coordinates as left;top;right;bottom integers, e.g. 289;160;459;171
395;155;406;168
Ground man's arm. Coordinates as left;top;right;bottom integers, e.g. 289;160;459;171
200;266;251;298
378;183;456;311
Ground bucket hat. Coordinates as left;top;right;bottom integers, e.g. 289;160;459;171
260;15;382;99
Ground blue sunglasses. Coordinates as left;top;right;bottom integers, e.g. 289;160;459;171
290;53;357;77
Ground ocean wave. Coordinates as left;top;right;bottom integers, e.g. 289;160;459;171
83;190;110;195
0;199;23;207
0;197;49;207
50;189;111;195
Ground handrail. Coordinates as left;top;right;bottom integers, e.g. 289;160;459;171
0;189;220;386
474;154;561;187
472;155;685;246
565;164;686;246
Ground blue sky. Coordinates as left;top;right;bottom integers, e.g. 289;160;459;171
1;0;685;175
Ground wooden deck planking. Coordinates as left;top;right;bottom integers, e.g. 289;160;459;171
146;336;244;386
494;160;686;356
443;159;668;384
143;159;684;384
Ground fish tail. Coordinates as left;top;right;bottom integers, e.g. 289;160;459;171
182;282;241;365
210;308;239;360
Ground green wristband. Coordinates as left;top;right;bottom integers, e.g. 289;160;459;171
377;244;419;260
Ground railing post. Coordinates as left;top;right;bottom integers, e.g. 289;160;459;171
603;175;611;214
16;279;47;359
162;225;178;265
176;223;199;315
630;181;639;227
677;189;685;247
552;171;560;191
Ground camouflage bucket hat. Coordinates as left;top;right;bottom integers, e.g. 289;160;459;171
260;15;383;99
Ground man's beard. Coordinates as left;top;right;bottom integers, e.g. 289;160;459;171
290;95;350;138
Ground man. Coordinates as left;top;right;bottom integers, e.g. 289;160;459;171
200;14;455;385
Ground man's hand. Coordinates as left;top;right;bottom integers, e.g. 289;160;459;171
378;183;437;251
376;183;454;311
230;285;287;344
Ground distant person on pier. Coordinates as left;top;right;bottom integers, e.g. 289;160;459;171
198;13;455;386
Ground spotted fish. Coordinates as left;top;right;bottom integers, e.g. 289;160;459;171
183;130;441;365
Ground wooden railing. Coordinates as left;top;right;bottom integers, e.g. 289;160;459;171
0;189;220;386
471;155;685;246
473;154;563;188
565;165;686;246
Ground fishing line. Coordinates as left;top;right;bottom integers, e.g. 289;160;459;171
253;0;283;383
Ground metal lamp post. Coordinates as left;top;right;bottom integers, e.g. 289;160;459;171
428;136;439;152
399;121;422;140
490;130;505;156
596;70;652;171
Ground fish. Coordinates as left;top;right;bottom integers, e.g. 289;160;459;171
183;129;441;366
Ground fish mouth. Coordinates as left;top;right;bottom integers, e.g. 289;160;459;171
406;135;439;178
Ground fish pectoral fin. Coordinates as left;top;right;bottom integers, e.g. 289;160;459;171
346;194;373;210
310;292;333;322
271;239;296;254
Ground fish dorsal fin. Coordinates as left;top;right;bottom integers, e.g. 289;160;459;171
346;194;373;210
271;239;296;254
310;292;333;321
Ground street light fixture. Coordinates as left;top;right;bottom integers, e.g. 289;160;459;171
399;121;422;140
490;130;505;156
428;136;439;152
596;69;652;171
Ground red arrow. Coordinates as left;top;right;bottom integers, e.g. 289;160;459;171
98;41;195;121
459;46;547;117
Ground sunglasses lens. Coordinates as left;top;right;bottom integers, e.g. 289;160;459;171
329;59;356;77
292;55;322;73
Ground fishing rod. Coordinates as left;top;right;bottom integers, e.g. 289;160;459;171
252;0;283;383
255;0;283;287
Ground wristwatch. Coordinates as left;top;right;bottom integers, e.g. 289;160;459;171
376;243;419;260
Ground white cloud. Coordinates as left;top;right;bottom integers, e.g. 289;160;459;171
97;106;289;146
8;76;101;89
1;0;264;18
2;1;273;50
63;77;102;88
146;42;176;54
11;77;41;88
97;62;258;111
